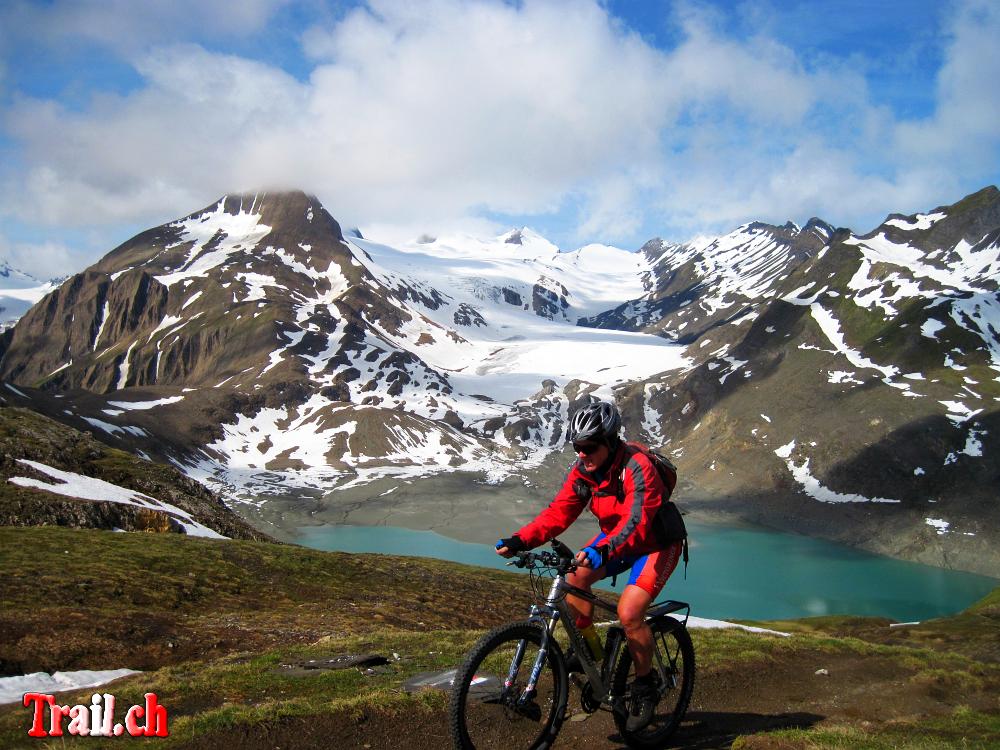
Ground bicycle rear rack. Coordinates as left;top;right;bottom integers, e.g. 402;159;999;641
647;599;690;629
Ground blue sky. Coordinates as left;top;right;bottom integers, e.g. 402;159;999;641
1;0;998;278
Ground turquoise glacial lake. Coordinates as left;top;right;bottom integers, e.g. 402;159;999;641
296;521;998;622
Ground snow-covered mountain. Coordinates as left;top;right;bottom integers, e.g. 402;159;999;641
1;187;997;574
0;193;689;489
0;260;59;331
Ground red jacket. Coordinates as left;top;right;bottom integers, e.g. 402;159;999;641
516;442;668;561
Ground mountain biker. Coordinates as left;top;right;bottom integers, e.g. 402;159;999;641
495;400;684;733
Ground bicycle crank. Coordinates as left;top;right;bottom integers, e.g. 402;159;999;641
579;682;600;714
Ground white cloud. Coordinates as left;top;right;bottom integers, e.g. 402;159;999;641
575;173;651;241
0;233;83;281
0;0;997;266
2;44;310;224
2;0;675;237
663;7;817;125
646;0;1000;236
895;0;1000;171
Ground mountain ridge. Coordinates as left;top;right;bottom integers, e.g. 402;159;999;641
0;186;997;575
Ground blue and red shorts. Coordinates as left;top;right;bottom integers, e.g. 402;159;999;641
586;532;683;598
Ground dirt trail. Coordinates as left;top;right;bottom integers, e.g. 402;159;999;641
178;646;989;749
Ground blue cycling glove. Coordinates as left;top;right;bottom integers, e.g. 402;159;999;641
579;545;607;569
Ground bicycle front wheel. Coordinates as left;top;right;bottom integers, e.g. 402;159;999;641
450;621;568;750
612;620;695;749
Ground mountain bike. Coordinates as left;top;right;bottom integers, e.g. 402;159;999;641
449;539;695;749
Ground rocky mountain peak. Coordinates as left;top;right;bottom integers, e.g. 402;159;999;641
214;191;343;241
803;217;835;239
864;184;999;245
743;220;795;236
0;190;364;394
504;229;524;245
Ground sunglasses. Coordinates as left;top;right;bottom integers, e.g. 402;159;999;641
573;441;603;456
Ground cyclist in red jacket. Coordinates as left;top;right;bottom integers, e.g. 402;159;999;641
496;400;685;732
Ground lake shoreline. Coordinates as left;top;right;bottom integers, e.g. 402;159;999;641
236;467;764;552
290;519;999;622
229;462;1000;584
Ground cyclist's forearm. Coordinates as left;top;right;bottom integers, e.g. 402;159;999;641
516;507;580;547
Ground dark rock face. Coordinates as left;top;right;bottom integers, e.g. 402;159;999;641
454;303;486;328
531;282;569;320
0;192;354;393
501;287;523;307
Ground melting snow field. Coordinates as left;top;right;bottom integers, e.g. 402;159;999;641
183;227;692;501
452;327;687;403
347;231;690;403
8;460;226;538
0;670;140;706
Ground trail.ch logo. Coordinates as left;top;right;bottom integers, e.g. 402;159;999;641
22;692;168;738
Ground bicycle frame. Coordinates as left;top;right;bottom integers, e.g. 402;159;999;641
453;544;694;750
519;567;690;709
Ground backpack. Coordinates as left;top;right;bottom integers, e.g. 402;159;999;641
623;441;678;498
621;441;689;569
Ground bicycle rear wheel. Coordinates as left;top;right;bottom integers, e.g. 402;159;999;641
612;620;695;749
450;621;568;750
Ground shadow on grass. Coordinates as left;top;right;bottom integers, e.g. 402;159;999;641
608;710;825;749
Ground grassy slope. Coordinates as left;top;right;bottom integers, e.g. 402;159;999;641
0;527;998;749
0;527;532;674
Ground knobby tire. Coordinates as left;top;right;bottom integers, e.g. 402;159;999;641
612;620;695;749
450;621;568;750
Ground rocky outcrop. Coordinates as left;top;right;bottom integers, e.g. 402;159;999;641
0;405;270;540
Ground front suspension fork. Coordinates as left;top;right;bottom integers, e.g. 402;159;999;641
516;608;559;708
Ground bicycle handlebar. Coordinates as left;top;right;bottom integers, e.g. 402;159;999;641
506;539;579;574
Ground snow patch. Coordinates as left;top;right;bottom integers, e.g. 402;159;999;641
155;198;273;288
925;518;950;535
885;212;946;231
939;401;982;425
107;396;185;411
810;304;898;378
921;318;946;339
0;669;140;706
92;300;111;350
116;341;138;390
9;459;226;538
775;442;900;504
828;370;863;385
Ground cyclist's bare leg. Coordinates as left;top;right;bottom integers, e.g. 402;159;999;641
565;564;603;626
618;584;654;676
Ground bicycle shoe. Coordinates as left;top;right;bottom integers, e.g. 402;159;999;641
625;672;662;733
